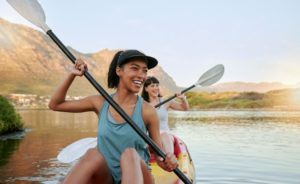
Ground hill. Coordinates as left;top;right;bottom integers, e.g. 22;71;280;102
189;81;300;93
1;18;299;99
0;18;178;96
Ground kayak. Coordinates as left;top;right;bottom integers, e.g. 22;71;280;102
150;134;196;184
57;135;196;183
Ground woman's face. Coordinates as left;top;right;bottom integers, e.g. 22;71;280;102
117;59;148;93
145;82;160;98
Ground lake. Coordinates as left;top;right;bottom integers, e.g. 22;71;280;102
0;110;300;184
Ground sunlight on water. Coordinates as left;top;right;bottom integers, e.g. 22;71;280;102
0;110;300;183
171;110;300;184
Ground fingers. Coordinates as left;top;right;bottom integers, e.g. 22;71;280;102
157;156;163;162
176;93;186;100
164;153;178;172
73;58;88;76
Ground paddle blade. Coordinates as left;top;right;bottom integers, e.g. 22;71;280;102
57;137;97;163
7;0;50;32
196;64;225;87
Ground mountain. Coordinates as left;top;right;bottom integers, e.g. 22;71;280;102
0;18;178;96
1;18;298;96
190;81;300;93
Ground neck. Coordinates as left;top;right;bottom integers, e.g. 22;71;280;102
149;96;159;105
114;88;137;105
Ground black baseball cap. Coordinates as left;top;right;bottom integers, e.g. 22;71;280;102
117;50;158;69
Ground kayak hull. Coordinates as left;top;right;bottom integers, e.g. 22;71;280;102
150;134;196;184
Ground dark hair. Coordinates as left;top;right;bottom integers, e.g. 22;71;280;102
108;50;158;88
107;51;123;88
141;76;161;102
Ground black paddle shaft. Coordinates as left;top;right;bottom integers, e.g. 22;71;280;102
46;30;193;184
154;84;196;108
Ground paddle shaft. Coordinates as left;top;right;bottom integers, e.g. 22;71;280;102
46;30;192;184
154;84;195;108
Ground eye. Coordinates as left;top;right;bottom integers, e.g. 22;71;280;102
130;66;138;71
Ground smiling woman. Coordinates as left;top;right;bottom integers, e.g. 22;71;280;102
6;0;192;182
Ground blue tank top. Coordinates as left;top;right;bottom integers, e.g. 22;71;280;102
97;95;150;183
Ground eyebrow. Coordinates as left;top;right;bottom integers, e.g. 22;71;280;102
129;62;148;69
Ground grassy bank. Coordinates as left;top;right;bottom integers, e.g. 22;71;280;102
186;88;300;110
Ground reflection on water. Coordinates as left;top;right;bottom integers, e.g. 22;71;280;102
0;110;98;183
0;110;300;183
170;110;300;184
0;138;22;166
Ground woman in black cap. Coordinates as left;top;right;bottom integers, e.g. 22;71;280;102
49;50;178;184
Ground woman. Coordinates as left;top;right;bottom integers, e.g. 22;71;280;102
49;50;178;184
141;76;189;154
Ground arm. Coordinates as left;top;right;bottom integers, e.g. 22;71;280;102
48;59;102;114
168;93;189;111
143;102;178;172
143;102;162;150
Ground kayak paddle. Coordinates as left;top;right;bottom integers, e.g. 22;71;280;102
155;64;224;108
57;137;97;163
7;0;192;183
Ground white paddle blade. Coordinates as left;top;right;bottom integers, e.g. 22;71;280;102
7;0;50;32
196;64;225;87
57;137;97;163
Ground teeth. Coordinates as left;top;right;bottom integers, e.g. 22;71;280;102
133;80;142;85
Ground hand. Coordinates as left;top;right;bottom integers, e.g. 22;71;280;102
175;93;186;101
156;153;178;172
70;58;88;76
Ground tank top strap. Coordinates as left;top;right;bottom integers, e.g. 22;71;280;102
98;94;111;120
132;96;143;124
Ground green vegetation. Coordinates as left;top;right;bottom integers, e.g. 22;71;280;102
0;95;23;135
3;88;299;110
0;139;21;166
186;89;300;110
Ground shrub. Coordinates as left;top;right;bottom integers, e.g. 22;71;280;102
0;96;23;135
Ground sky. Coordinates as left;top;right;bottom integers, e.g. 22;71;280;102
1;0;300;87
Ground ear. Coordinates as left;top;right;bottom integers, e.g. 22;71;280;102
144;85;149;92
116;66;121;76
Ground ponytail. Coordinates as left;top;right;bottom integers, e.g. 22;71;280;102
107;51;123;88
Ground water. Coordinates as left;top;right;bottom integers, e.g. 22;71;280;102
0;110;300;183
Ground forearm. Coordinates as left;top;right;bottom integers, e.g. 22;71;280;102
180;96;189;110
48;74;76;109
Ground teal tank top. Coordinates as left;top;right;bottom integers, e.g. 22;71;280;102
97;95;150;183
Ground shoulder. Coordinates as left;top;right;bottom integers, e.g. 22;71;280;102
142;100;156;116
142;100;158;124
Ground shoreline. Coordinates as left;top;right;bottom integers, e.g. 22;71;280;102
15;106;300;112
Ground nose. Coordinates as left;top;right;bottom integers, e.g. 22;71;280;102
137;69;147;79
